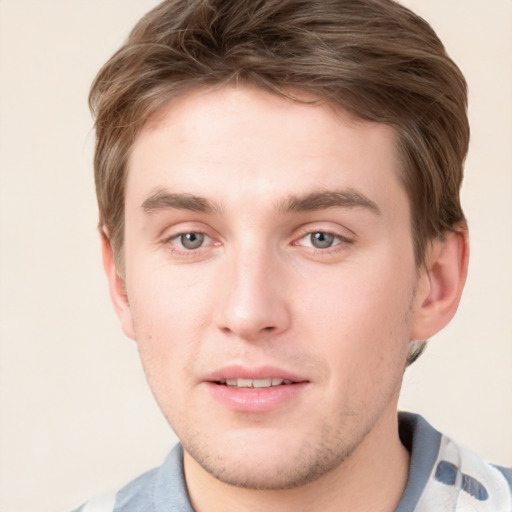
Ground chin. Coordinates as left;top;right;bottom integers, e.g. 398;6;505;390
182;424;359;491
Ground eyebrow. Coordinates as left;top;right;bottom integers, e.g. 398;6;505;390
141;188;380;216
142;190;220;214
277;189;381;215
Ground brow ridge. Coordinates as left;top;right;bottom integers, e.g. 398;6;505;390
278;189;381;215
141;188;380;216
142;190;220;214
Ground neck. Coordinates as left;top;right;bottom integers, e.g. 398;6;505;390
184;411;410;512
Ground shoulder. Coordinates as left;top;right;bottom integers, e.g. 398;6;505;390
64;490;117;512
66;444;193;512
422;435;512;511
400;413;512;511
494;465;512;489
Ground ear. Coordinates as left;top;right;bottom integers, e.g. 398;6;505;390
411;224;469;341
100;232;136;340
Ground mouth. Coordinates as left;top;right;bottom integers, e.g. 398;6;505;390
215;378;295;388
205;367;309;412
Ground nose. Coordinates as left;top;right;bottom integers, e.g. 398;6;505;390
215;246;291;341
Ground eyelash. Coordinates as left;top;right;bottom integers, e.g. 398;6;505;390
293;229;354;253
164;230;212;251
163;231;216;257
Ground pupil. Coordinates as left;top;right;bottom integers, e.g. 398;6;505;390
181;233;204;249
311;232;334;249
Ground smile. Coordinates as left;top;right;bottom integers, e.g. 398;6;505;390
217;378;293;388
206;369;308;412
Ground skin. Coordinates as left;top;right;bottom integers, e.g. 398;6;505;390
103;85;468;512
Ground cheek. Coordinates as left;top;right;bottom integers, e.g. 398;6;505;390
127;287;202;420
125;266;213;381
301;259;413;333
297;259;415;380
311;286;412;417
128;257;213;330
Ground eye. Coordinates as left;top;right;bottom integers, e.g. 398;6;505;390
173;232;207;250
308;232;336;249
299;231;342;249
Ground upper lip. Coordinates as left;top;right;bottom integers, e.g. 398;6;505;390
203;365;308;383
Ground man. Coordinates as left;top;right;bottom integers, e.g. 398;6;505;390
76;0;511;510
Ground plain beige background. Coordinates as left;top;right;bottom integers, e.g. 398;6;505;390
0;1;511;511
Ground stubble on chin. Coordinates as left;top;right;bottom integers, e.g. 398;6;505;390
181;418;373;491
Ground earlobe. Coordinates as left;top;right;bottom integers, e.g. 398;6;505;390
100;232;136;340
411;224;469;341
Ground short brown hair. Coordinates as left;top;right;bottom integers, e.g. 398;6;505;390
90;0;469;270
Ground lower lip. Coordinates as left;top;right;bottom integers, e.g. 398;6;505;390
205;382;309;413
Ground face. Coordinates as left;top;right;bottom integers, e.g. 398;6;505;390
116;85;428;489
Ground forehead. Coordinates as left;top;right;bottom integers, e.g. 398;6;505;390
126;85;406;219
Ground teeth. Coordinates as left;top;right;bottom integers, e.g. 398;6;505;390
253;378;272;388
238;378;254;388
222;378;291;388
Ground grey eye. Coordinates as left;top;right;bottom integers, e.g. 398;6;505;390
310;232;335;249
180;232;205;249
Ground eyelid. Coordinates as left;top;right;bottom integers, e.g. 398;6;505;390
158;219;215;240
158;221;222;257
293;224;355;244
296;232;351;248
